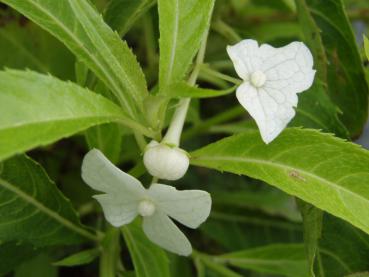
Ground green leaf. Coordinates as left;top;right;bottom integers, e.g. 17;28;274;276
85;123;123;165
301;0;369;137
0;69;152;162
0;242;38;275
0;155;97;246
218;244;309;277
0;22;74;80
293;0;348;139
290;81;349;139
191;128;369;235
317;214;369;276
121;219;170;277
53;248;100;267
167;82;236;98
2;0;149;121
364;36;369;61
15;254;58;277
297;200;323;276
158;0;215;90
104;0;156;36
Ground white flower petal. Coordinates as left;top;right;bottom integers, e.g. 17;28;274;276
94;194;138;227
142;210;192;256
261;41;315;94
148;184;211;228
81;149;146;227
228;39;315;143
227;39;261;80
81;149;145;197
236;82;296;143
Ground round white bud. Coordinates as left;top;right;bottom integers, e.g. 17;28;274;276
138;200;156;217
250;70;266;88
143;140;190;181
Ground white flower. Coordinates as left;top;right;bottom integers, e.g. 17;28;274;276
81;149;211;256
143;140;190;180
227;39;315;143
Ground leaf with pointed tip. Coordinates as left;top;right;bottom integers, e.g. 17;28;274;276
0;70;152;162
191;128;369;235
1;0;148;122
53;248;100;267
0;155;97;246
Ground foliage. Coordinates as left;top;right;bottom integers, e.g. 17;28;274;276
0;0;368;276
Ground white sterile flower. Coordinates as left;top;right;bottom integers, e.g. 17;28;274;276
227;39;316;143
81;149;211;256
143;140;190;181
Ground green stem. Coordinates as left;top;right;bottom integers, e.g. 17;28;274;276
211;19;241;43
192;250;243;277
134;131;147;151
162;33;209;146
99;228;121;277
182;106;245;141
200;65;242;85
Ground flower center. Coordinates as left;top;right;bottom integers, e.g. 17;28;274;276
250;70;266;88
138;200;156;217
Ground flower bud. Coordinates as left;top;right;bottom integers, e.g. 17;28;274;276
143;140;190;180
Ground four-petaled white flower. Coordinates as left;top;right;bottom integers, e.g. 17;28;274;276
81;149;211;256
227;39;316;143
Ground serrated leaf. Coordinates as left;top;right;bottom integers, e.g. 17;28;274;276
1;0;149;122
104;0;156;36
121;219;170;277
218;244;309;277
191;128;369;235
168;82;236;98
0;155;97;246
302;0;368;137
158;0;215;90
0;70;152;162
53;248;100;267
0;22;74;80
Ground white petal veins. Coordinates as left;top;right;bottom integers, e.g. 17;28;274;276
228;39;315;143
142;210;192;256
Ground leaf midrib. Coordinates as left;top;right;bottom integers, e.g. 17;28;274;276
27;0;133;116
192;155;369;208
70;0;136;114
0;178;97;241
162;0;180;87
